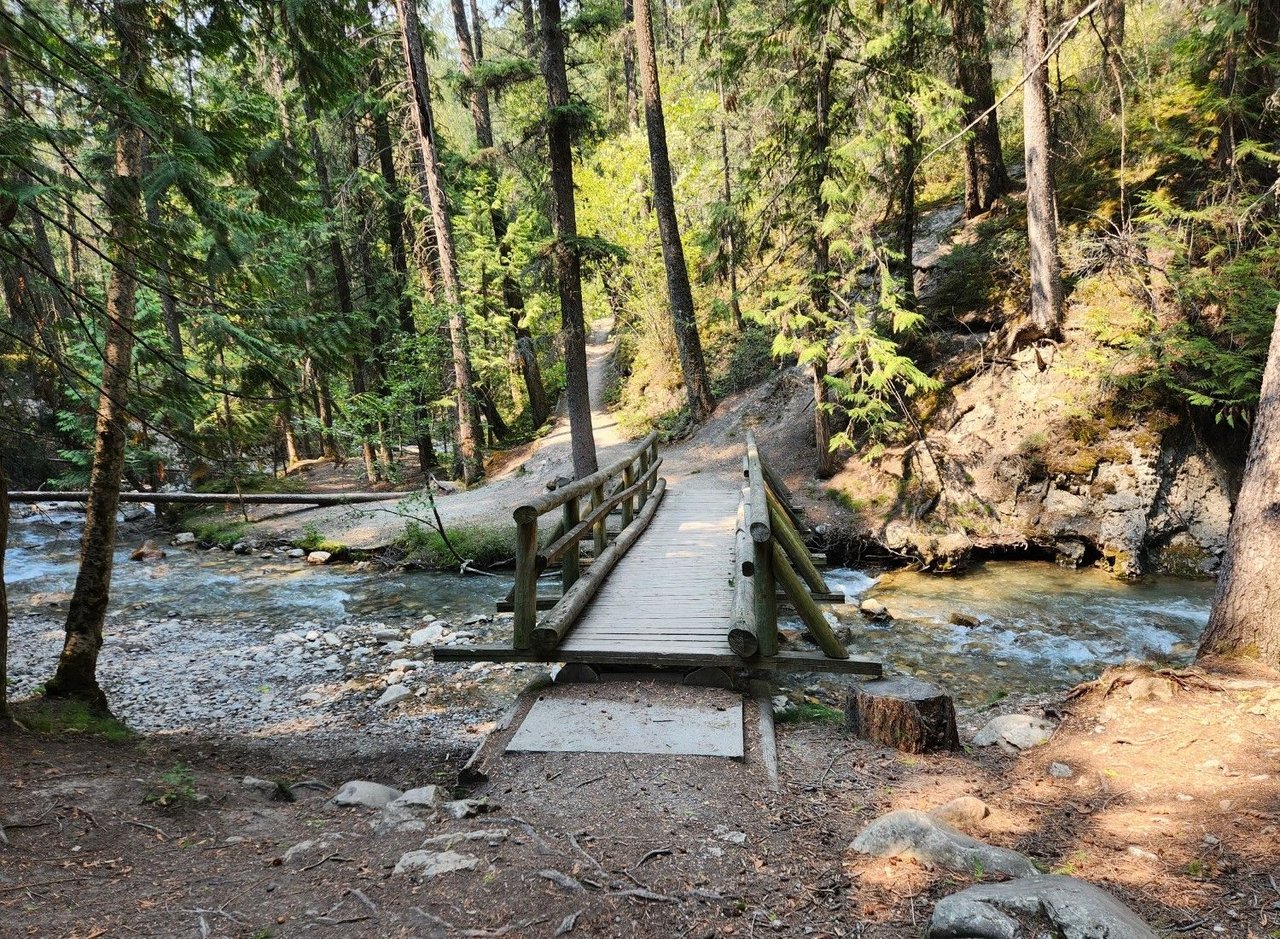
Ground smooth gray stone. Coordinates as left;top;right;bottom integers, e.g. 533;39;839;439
972;714;1056;751
329;780;402;809
850;809;1038;878
926;875;1159;939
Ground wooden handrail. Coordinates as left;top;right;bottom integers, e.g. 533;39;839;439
510;431;665;651
513;431;659;523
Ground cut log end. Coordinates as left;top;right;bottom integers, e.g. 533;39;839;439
844;677;960;754
727;626;759;659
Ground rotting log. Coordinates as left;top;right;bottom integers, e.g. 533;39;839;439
531;479;667;651
844;677;960;754
772;542;847;659
728;499;759;659
9;491;403;506
767;487;827;594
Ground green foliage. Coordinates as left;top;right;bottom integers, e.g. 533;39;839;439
145;763;200;808
398;521;515;570
15;698;133;743
185;517;250;548
774;701;844;724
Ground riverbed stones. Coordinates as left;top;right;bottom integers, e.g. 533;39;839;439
859;598;890;620
287;547;305;558
393;849;480;878
925;875;1159;939
376;685;411;708
410;623;448;646
306;550;332;565
330;780;402;809
850;809;1038;878
172;532;196;546
1048;762;1074;778
972;714;1056;752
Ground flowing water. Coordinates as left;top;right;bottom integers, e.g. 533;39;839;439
8;508;1215;707
823;562;1215;705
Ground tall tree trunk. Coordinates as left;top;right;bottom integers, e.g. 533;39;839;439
1198;304;1280;668
634;0;715;421
449;0;494;148
898;0;918;312
395;0;485;484
951;0;1010;217
717;67;742;329
46;0;146;711
539;0;598;478
522;0;538;51
811;34;838;480
623;0;639;129
1099;0;1125;115
1022;0;1063;341
0;461;10;726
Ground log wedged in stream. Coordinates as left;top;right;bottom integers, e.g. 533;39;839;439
845;677;960;754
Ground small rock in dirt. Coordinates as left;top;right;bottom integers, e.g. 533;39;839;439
972;714;1056;752
242;776;278;794
850;809;1037;878
232;542;250;554
948;612;980;629
859;598;890;620
281;839;319;863
306;550;332;565
382;640;407;654
713;825;747;845
394;849;480;878
1048;762;1074;778
172;532;196;546
1126;675;1175;702
1127;846;1159;862
441;798;492;820
322;631;340;647
421;829;510;850
299;692;322;704
929;796;990;828
925;874;1159;939
330;780;403;810
377;685;411;708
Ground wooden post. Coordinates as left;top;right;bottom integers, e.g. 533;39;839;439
562;494;581;591
648;439;658;492
512;517;539;650
728;498;759;658
591;482;606;557
637;448;651;510
772;542;847;659
621;461;636;528
767;488;828;594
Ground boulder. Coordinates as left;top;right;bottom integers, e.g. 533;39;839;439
850;809;1037;878
393;849;480;878
129;540;166;562
329;780;402;810
307;550;332;565
926;875;1159;939
287;548;306;558
373;785;447;834
172;532;197;546
948;612;980;629
860;598;890;620
972;714;1056;752
410;624;449;647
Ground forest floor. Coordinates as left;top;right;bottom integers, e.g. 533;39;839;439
2;662;1278;937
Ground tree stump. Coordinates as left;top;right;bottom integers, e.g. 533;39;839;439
845;678;960;754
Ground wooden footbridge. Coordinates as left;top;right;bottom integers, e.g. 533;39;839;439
435;432;881;676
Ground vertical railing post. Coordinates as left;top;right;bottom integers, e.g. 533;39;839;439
591;482;606;557
648;439;659;494
621;460;636;528
513;515;539;650
562;494;580;591
637;448;651;511
753;532;778;657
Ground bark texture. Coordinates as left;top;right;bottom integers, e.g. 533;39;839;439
449;0;494;149
1022;0;1063;341
46;0;147;710
1198;305;1280;668
634;0;716;421
0;462;10;724
950;0;1011;217
396;0;484;483
845;678;960;754
810;35;838;479
539;0;598;478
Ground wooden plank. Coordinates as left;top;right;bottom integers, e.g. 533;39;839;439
433;643;883;676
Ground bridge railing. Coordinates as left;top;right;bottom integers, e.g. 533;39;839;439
731;431;848;661
510;430;665;652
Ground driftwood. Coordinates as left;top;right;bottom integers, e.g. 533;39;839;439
845;677;960;754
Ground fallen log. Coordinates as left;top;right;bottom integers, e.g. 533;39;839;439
8;491;403;506
845;677;960;754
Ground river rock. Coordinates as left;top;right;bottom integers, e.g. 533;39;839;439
393;849;480;878
410;624;449;646
860;598;890;620
1048;762;1074;778
287;548;305;558
972;714;1056;752
930;796;990;829
948;612;980;628
330;780;402;809
172;532;196;546
850;809;1037;878
307;550;332;565
376;685;411;707
242;776;278;795
374;785;447;834
926;875;1159;939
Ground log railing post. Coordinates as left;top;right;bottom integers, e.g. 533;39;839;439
591;482;606;557
745;432;778;657
512;516;539;650
562;494;581;591
621;461;636;528
637;448;651;511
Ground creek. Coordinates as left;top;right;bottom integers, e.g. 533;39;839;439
7;507;1215;712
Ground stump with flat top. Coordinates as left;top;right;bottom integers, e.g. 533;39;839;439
845;677;960;754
